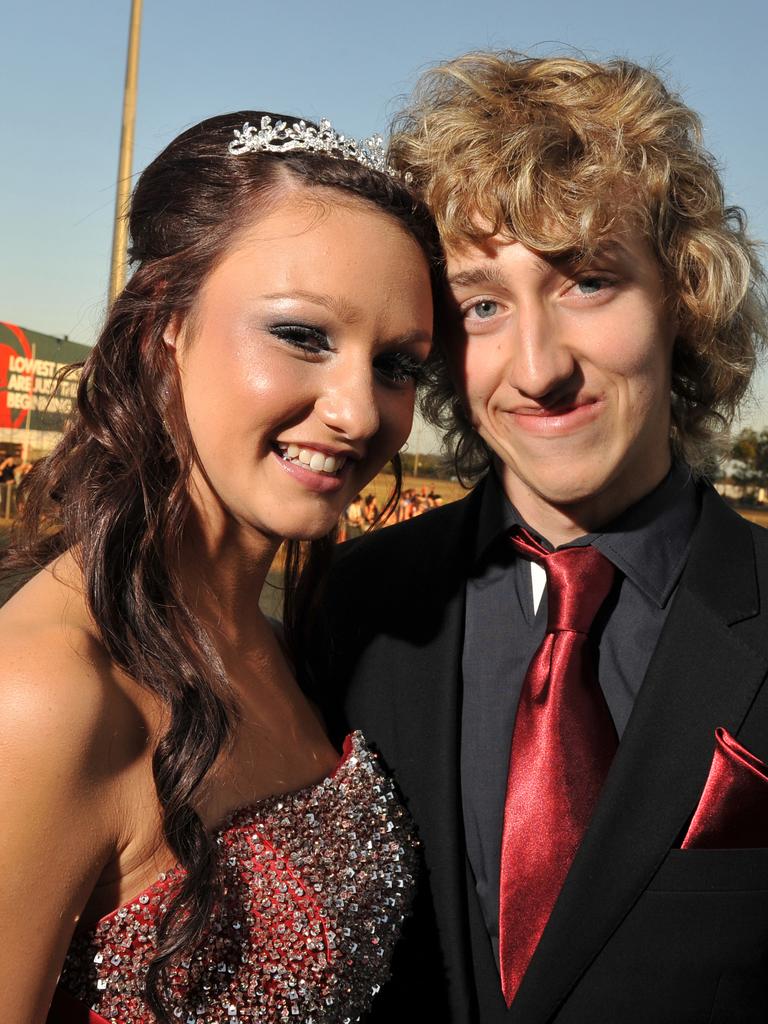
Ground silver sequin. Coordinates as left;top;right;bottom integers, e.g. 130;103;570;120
59;733;417;1023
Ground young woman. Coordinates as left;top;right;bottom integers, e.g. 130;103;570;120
0;111;440;1023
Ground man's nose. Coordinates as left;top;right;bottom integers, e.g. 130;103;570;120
315;364;381;441
506;301;576;400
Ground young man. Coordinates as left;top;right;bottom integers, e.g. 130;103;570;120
306;53;768;1022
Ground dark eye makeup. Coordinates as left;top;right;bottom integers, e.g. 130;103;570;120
373;351;427;386
268;322;426;386
268;323;330;354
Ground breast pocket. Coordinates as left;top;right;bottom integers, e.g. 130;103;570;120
567;848;768;1021
648;847;768;892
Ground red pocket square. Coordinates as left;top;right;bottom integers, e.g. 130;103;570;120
681;728;768;849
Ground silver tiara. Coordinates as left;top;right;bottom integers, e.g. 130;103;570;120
228;115;397;176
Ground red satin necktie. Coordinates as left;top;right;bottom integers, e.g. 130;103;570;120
498;529;617;1007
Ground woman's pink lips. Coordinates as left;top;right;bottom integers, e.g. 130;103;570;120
272;449;347;493
510;399;604;435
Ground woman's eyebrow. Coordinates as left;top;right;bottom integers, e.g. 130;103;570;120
262;290;362;324
384;328;433;347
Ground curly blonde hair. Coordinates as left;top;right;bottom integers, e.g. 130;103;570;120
390;51;767;477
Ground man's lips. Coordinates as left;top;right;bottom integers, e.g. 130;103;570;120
509;398;604;435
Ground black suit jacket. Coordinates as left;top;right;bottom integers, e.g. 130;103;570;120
306;481;768;1023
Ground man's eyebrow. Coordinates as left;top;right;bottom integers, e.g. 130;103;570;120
558;239;633;269
262;290;361;323
446;266;508;290
595;238;632;257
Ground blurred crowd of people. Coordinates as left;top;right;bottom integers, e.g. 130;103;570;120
339;486;444;541
0;456;35;519
0;456;33;487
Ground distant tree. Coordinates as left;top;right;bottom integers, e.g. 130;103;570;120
730;427;768;499
732;429;759;466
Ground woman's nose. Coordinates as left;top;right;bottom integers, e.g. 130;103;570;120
314;367;381;441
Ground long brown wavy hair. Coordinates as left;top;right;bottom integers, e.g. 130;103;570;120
2;112;440;1022
390;52;767;478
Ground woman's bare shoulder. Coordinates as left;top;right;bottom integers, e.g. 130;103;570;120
0;553;160;1014
0;552;155;790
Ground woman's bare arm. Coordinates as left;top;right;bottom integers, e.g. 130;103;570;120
0;629;123;1022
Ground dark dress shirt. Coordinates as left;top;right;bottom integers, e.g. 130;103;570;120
461;462;702;964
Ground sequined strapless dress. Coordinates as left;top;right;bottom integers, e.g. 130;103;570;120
51;732;417;1024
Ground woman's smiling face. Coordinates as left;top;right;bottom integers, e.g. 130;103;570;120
168;190;433;542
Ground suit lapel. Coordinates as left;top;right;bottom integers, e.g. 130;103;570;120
386;486;483;1017
342;484;485;1018
510;490;768;1023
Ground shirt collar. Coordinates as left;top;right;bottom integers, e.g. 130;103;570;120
472;461;701;609
472;469;521;567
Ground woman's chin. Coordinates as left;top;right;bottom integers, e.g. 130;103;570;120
271;516;342;544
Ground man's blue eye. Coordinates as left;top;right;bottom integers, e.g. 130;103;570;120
472;300;498;319
577;278;605;295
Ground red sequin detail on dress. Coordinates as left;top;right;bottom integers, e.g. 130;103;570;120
57;732;417;1023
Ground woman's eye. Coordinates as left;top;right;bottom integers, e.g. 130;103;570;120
467;300;498;319
269;324;329;353
374;352;426;386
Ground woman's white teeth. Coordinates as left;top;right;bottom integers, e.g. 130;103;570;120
279;445;344;475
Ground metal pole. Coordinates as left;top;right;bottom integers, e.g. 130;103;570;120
108;0;144;306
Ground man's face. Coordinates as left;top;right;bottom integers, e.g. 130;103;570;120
444;231;678;534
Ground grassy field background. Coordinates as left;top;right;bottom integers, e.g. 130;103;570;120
1;476;766;617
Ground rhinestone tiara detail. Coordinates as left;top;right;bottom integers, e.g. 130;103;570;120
228;115;398;176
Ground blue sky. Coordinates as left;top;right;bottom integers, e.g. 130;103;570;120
2;0;766;436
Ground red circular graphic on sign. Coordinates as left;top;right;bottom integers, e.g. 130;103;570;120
0;322;35;428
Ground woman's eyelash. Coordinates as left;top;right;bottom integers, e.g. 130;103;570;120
270;324;425;385
375;352;427;385
269;325;425;385
268;324;330;351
